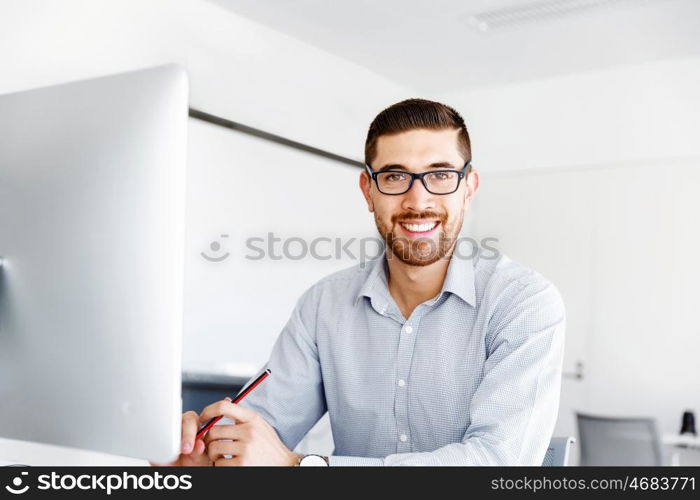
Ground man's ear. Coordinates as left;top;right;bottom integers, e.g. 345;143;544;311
359;171;374;212
464;169;480;202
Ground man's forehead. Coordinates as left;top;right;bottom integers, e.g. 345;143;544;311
373;128;462;167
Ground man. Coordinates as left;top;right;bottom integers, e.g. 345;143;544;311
158;98;565;466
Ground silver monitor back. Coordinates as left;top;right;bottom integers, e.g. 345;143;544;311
0;65;187;462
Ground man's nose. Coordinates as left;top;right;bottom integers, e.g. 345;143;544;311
401;177;435;212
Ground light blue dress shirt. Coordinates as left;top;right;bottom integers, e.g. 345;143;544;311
239;248;566;466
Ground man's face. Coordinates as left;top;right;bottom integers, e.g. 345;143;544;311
360;128;479;267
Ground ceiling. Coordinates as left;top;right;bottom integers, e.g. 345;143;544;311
207;0;700;93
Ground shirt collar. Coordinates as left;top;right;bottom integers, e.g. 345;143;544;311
355;250;391;308
356;248;476;308
440;251;477;306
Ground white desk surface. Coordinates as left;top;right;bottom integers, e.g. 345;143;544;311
663;434;700;449
0;437;149;466
4;434;699;467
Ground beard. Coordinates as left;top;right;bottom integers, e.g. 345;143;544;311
374;210;463;267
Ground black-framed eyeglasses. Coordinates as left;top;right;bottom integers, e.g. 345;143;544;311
365;161;471;195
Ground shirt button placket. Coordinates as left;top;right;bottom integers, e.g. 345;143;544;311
395;315;420;453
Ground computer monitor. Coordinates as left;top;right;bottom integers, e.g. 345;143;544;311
0;65;188;463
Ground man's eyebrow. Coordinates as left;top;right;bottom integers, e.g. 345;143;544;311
376;161;458;172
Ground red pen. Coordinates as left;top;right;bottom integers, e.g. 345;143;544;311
195;368;271;440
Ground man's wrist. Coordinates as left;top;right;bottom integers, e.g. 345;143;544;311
289;452;303;466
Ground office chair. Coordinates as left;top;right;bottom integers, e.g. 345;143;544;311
542;436;576;466
576;412;664;465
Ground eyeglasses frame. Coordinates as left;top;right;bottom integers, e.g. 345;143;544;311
364;160;472;195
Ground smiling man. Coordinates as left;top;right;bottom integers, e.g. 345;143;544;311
162;98;566;467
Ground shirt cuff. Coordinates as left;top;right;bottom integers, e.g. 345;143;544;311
328;455;385;466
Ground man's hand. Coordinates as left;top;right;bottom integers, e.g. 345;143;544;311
149;410;213;467
200;398;300;466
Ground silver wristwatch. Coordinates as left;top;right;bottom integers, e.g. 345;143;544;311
297;454;329;466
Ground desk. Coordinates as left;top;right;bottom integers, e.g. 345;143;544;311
662;434;700;466
663;434;700;449
0;437;148;466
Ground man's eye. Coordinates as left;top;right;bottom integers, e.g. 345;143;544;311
385;173;407;182
431;172;451;181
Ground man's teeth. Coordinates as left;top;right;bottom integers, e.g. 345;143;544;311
400;221;437;232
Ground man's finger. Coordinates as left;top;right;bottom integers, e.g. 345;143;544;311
203;423;247;445
207;439;246;462
191;438;206;456
199;400;259;425
181;411;200;453
213;457;241;467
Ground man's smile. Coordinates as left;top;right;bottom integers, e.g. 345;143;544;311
397;220;441;237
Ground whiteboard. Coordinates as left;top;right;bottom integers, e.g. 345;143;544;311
183;118;377;375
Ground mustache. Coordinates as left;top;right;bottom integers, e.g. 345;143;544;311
391;211;447;224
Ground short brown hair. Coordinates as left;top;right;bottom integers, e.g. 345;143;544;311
364;98;471;166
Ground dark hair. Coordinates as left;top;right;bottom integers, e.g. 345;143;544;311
364;98;471;166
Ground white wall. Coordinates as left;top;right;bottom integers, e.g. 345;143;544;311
437;56;700;172
0;0;413;161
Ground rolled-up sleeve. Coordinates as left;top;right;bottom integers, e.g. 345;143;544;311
329;278;566;466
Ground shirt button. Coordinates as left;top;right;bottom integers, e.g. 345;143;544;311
403;325;413;334
399;434;408;443
397;379;405;387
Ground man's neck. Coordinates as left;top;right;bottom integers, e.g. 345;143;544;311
386;250;451;320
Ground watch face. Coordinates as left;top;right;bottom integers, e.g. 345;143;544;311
300;454;328;466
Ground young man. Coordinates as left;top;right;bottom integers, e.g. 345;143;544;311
162;98;565;466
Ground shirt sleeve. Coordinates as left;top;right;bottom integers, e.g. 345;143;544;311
237;285;327;452
329;277;566;466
